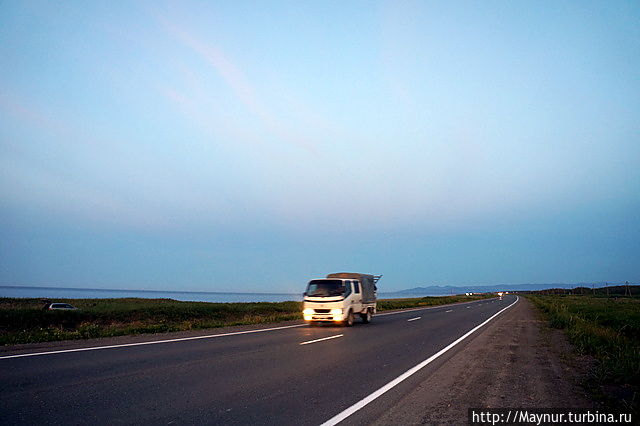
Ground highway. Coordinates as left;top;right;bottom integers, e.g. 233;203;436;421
0;295;518;425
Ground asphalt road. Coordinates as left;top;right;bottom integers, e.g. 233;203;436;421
0;295;518;425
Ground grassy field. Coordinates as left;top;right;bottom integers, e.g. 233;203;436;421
0;294;493;345
0;298;302;345
526;294;639;412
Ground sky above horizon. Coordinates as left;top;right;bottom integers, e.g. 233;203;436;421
1;1;638;293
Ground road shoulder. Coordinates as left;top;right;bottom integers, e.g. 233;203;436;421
371;297;594;425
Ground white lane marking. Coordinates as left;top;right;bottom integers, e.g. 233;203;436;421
319;296;519;426
376;298;495;318
299;334;343;345
466;306;470;309
0;324;306;360
445;310;453;313
406;317;421;322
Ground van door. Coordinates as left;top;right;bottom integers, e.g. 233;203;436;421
351;280;363;314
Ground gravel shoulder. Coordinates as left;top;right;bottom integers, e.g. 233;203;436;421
371;297;595;425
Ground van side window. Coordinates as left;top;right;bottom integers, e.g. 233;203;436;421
353;281;360;294
342;281;352;297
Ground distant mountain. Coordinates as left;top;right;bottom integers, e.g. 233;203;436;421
394;283;608;295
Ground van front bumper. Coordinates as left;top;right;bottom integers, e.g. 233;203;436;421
303;309;344;322
304;314;343;322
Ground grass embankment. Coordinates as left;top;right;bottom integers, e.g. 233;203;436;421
526;294;639;412
0;293;494;345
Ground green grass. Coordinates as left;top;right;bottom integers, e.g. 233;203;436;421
526;294;639;412
0;293;495;345
0;298;303;345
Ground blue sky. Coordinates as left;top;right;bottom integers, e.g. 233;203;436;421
1;1;638;293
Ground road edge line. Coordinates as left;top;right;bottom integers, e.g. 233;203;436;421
319;296;519;426
0;324;306;360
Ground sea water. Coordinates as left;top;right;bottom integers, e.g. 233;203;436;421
0;286;430;303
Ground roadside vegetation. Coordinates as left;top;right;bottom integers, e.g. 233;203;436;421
526;292;639;413
0;298;302;345
0;293;494;345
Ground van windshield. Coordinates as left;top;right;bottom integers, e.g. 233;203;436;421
306;280;347;297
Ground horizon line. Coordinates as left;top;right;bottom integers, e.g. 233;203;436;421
1;281;635;295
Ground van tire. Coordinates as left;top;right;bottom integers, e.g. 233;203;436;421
344;311;354;327
361;309;372;324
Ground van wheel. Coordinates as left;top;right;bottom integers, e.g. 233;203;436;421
361;309;372;324
344;311;354;327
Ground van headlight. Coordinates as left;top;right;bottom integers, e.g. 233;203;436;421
303;308;314;315
330;308;342;315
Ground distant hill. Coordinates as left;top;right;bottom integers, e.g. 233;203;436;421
393;283;620;295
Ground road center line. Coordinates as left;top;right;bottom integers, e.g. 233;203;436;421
319;296;519;426
299;334;343;345
376;298;495;318
0;324;306;360
406;317;421;322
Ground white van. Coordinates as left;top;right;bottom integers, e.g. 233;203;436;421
302;272;380;326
